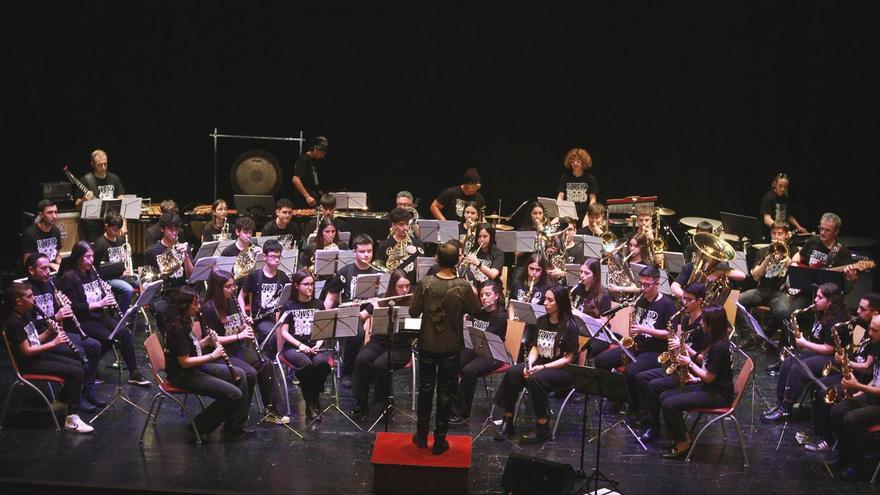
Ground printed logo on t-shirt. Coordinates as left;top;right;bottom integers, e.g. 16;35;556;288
97;185;114;200
470;259;490;283
808;249;828;268
635;306;659;328
871;362;880;389
515;288;543;304
260;283;280;311
289;308;318;337
470;318;490;332
36;238;58;261
566;182;590;203
455;199;466;218
811;321;823;342
107;246;125;263
24;321;40;347
34;293;55;320
83;280;104;305
536;329;558;359
227;313;246;332
348;275;359;301
190;332;202;357
774;202;787;223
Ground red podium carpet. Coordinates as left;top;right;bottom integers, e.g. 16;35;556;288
371;432;471;494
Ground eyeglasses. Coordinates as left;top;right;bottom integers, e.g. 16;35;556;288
639;280;658;288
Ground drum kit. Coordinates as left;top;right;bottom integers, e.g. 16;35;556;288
484;214;514;231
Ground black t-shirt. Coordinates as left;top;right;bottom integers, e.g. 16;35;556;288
280;298;325;347
292;154;320;207
325;263;380;303
563;240;585;266
754;245;788;291
4;312;43;366
164;322;201;377
220;243;243;257
808;313;850;346
465;246;505;284
798;237;852;269
303;217;349;240
76;172;125;200
376;236;425;282
201;300;248;339
570;285;612;318
28;278;59;324
144;242;187;288
21;224;62;262
511;279;554;305
242;269;291;321
674;261;732;288
261;219;301;241
93;235;127;279
435;186;485;221
556;171;600;220
145;222;163;247
58;268;106;322
202;221;225;242
703;339;734;400
633;293;678;353
674;313;707;353
467;308;508;341
760;190;788;224
531;316;580;365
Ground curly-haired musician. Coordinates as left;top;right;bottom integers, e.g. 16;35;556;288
555;147;599;224
220;216;256;258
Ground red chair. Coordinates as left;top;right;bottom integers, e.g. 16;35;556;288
0;332;64;431
685;354;754;467
868;424;880;484
139;334;206;445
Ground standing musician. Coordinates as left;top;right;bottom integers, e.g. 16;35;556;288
161;287;251;441
658;304;734;459
219;216;256;257
279;270;331;420
349;269;415;421
143;212;194;296
303;194;349;239
827;314;880;480
459;223;504;285
58;241;150;386
430;168;485;222
547;217;585;283
201;199;230;242
300;217;347;280
788;212;859;312
199;270;264;423
324;234;381;387
572;258;613;358
635;283;706;443
763;282;851;422
761;172;808;234
238;240;289;360
493;285;578;444
555;147;599;224
409;242;481;454
3;283;94;433
376;208;424;282
291;136;329;208
21;199;63;271
145;200;179;247
451;280;508;425
260;198;301;244
93;211;137;315
74;149;126;242
594;266;677;416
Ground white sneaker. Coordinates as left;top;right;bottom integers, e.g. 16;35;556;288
65;414;95;434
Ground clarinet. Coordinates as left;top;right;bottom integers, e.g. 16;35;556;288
48;279;88;339
32;304;87;364
200;317;240;383
233;292;266;366
92;266;124;319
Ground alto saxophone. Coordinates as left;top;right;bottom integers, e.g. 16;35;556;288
781;303;816;360
658;307;688;366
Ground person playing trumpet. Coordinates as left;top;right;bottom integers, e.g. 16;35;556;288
459;223;504;284
93;211;137;315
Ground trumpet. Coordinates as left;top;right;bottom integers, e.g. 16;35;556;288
457;240;485;277
123;234;135;276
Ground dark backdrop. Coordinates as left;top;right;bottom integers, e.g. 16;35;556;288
5;2;878;274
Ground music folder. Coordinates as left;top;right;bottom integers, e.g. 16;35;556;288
188;256;218;284
537;196;577;219
464;326;512;365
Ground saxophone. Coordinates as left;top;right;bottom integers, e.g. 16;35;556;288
658;306;688;366
781;304;816;360
824;319;856;404
522;276;536;303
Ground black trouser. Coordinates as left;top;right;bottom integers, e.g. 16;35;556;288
775;352;831;408
595;347;661;413
812;374;843;442
281;349;331;409
53;332;101;389
417;350;459;437
254;319;278;358
493;363;572;420
227;340;278;410
168;362;249;434
660;384;730;442
637;368;678;428
830;395;880;467
342;327;366;378
226;356;258;409
456;349;500;418
351;339;411;406
736;287;790;339
23;354;85;412
81;315;139;375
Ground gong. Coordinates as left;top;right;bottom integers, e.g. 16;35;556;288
229;150;283;195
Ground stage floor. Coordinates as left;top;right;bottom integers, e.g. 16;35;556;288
0;331;875;495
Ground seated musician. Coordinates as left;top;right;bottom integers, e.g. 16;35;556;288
594;265;677;416
606;233;653;301
395;190;419;236
658;304;735;459
3;283;94;433
735;221;792;350
513;201;547;275
376;207;424;283
430;168;485;222
93;211;137;315
201;199;231;242
260;198;301;245
143;212;194;298
555;147;599;225
458;201;482;240
303;193;349;239
323;234;380;388
583;202;607;233
237;240;289;362
21;199;62;272
162;287;251;441
145;200;179;247
199;270;264;423
511;253;554;306
219;216;256;257
788;212;859;312
299;217;347;283
827;314;880;480
493;285;578;444
547;216;585;283
59;241;150;386
451;280;508;425
763;282;851;422
633;205;665;268
279;270;331;420
682;221;713;265
635;282;706;443
670;249;746;302
350;269;415;421
805;293;880;453
761;172;808;234
573;258;614;359
460;222;504;285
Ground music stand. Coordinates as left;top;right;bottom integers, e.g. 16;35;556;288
537;196;577;219
567;364;631;494
195;241;220;260
310;307;363;430
90;280;163;424
563;263;581;287
187;256;217;284
367;303;418;432
787;266;845;293
582;235;604;259
416;256;434;281
254;309;305;439
720;211;766;244
509;300;547;324
664;251;686;275
732;302;773;430
233;194;275;221
496;230;535;253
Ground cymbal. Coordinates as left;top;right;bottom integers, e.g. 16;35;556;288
686;228;737;242
494;223;514;231
608;217;635;226
484;214;510;220
679;216;721;229
656;207;676;216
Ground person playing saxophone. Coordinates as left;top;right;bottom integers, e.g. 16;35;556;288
375;207;424;283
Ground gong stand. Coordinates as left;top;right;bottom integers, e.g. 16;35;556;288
209;128;305;199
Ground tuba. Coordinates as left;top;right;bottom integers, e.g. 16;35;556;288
686;233;736;306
